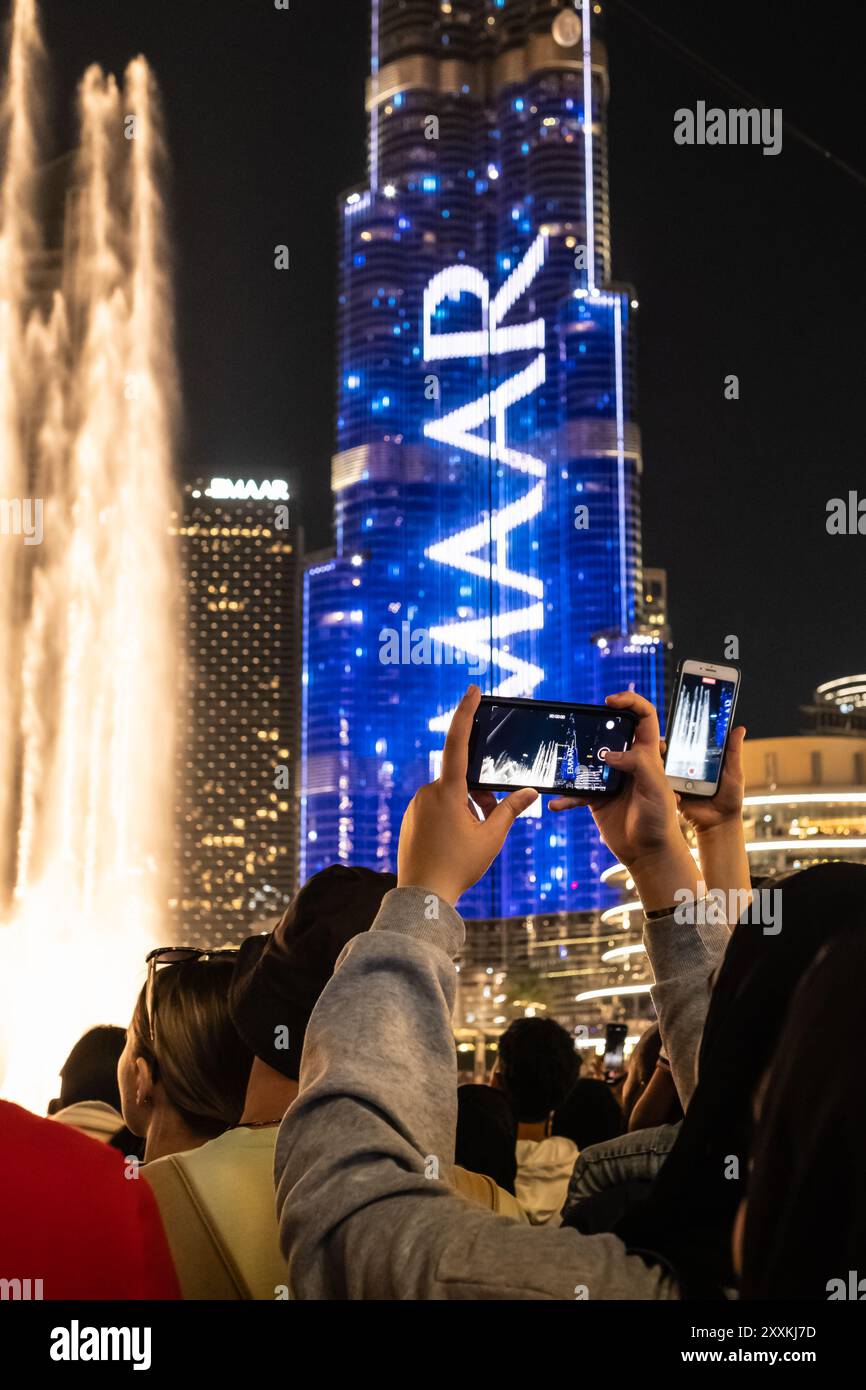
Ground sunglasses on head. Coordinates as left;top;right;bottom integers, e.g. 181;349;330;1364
144;946;239;1045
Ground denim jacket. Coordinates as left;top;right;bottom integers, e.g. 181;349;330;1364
560;1122;681;1226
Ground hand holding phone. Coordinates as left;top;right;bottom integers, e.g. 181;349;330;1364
550;691;699;913
603;1023;628;1082
397;686;537;907
677;725;747;834
664;660;741;798
467;696;636;795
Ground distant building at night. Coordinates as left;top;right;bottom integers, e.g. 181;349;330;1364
170;478;303;945
741;675;866;880
800;674;866;738
302;0;671;919
599;676;866;1011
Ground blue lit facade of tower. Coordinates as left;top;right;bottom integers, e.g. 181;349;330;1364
302;0;669;917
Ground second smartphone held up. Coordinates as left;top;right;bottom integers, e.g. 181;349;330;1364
467;696;636;796
664;659;741;797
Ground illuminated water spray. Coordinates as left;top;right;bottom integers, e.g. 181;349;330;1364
0;0;179;1111
668;684;712;776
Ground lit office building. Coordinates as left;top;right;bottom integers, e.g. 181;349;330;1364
742;676;866;879
170;478;303;946
800;674;866;738
303;0;671;919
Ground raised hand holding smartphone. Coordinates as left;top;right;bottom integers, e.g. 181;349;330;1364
664;659;741;797
397;686;537;908
550;691;700;913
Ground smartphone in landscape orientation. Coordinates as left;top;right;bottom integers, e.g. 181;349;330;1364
603;1022;628;1082
664;658;741;797
466;696;636;796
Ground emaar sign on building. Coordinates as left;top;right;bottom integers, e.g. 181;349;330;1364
203;478;290;502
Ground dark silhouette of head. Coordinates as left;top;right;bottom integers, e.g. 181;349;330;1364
553;1077;624;1150
495;1017;580;1123
49;1025;127;1113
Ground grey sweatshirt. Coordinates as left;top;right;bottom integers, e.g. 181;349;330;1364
642;907;731;1109
274;887;678;1300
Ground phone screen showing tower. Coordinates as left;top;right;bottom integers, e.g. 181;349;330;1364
467;700;633;794
666;673;736;782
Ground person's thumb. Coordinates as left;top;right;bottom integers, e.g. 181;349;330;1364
487;787;538;839
604;745;662;787
601;746;637;771
727;725;746;764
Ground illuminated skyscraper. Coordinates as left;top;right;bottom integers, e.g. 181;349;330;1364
303;0;670;917
171;479;303;944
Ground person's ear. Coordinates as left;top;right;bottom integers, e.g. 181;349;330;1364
134;1055;155;1108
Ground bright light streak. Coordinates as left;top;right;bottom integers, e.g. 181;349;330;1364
575;984;652;1001
581;0;596;292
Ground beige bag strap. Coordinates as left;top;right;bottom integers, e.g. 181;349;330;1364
149;1157;251;1300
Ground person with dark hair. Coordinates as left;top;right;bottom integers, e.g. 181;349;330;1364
118;951;253;1165
619;1023;683;1133
491;1016;582;1223
553;1077;624;1152
619;1024;660;1120
143;866;397;1298
612;860;866;1297
493;1017;580;1125
455;1083;518;1195
48;1025;128;1144
738;928;866;1298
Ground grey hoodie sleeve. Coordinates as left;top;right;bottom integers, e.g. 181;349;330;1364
642;906;731;1110
275;886;678;1301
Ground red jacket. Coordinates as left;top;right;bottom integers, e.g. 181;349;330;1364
0;1100;180;1299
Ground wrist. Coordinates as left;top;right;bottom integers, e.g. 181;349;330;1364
396;875;459;910
693;816;744;844
629;838;699;914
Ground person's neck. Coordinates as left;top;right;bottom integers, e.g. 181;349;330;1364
239;1057;299;1127
518;1120;550;1143
144;1107;212;1164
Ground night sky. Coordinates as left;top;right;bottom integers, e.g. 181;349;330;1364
32;0;865;737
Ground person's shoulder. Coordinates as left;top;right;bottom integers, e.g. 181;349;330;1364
517;1135;577;1172
514;1137;539;1162
1;1099;123;1174
51;1100;125;1140
539;1136;578;1163
146;1126;276;1189
0;1099;159;1235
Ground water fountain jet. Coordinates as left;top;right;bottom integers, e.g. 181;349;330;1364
0;0;179;1112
